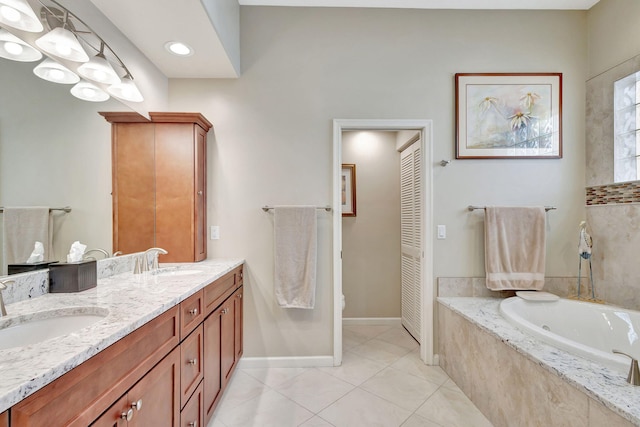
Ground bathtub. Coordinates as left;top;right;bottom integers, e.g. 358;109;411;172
499;296;640;374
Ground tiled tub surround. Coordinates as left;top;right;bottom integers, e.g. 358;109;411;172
0;258;244;413
437;276;588;299
438;297;640;427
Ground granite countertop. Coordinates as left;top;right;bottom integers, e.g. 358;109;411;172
438;297;640;426
0;258;244;413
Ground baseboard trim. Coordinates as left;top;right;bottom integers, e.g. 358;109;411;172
342;317;402;326
238;356;334;369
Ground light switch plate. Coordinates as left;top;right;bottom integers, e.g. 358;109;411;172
437;225;446;239
210;226;220;240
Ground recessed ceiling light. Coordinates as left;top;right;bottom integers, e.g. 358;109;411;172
164;41;193;57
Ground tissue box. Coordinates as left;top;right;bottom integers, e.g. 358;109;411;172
49;260;97;293
8;261;58;275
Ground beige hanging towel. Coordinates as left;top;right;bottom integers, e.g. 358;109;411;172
274;206;317;309
484;206;546;291
2;207;53;274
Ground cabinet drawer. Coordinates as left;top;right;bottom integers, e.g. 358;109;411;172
180;290;204;339
204;266;242;316
181;325;204;409
180;382;203;427
11;306;180;427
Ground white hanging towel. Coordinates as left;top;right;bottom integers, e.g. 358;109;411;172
274;206;317;309
484;206;546;291
2;207;52;274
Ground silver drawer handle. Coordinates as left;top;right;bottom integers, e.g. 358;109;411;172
121;409;133;421
189;308;198;315
222;308;228;314
189;358;198;365
131;399;142;411
189;422;198;427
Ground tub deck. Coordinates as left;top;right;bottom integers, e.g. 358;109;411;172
438;297;640;426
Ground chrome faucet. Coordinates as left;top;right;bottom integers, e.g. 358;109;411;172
0;280;15;317
83;248;110;260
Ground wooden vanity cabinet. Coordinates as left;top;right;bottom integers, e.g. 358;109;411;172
0;411;7;427
7;265;243;427
100;112;212;263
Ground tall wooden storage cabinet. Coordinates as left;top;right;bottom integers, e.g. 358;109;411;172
100;112;212;263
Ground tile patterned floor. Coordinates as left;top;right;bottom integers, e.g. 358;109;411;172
209;324;494;427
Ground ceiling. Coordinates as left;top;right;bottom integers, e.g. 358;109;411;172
90;0;600;79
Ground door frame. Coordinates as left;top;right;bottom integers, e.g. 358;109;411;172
332;119;434;366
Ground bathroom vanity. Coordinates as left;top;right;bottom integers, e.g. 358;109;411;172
0;259;243;427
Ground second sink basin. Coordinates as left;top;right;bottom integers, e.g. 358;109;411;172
0;307;109;350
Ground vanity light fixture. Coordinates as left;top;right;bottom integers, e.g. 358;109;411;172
78;42;120;85
0;28;41;61
0;0;144;103
107;73;143;103
70;80;109;102
164;41;193;57
33;57;79;84
0;0;43;33
35;10;88;63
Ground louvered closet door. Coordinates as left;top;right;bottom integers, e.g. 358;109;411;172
400;140;422;343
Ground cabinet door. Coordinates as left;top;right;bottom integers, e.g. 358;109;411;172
194;124;207;261
112;123;156;255
0;411;8;427
203;306;222;424
155;123;196;262
128;347;180;427
220;299;236;390
234;287;243;360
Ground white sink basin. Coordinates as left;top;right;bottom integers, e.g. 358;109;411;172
154;268;203;277
0;307;109;350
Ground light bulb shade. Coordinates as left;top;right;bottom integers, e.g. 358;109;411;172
35;27;89;63
0;0;43;32
77;53;121;85
107;75;143;102
71;80;109;102
0;29;41;61
33;58;79;84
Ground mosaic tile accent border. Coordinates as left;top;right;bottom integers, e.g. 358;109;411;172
586;181;640;205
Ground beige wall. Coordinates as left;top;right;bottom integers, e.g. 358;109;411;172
342;131;401;319
587;0;640;79
169;7;588;358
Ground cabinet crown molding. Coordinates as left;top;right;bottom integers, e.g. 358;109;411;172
99;112;213;131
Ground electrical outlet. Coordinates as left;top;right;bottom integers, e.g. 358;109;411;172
210;226;220;240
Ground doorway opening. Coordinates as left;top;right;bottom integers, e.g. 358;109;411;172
332;119;434;366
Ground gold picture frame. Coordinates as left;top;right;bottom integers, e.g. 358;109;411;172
341;164;356;217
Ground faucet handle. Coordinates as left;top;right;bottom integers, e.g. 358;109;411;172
133;256;142;274
613;350;640;385
0;279;15;290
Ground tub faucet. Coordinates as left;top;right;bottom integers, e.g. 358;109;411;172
613;350;640;385
143;247;168;272
0;280;15;317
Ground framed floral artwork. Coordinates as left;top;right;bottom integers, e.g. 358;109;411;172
455;73;562;159
341;164;356;217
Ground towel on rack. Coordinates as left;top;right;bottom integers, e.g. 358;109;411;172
2;207;52;275
274;206;317;309
484;206;546;291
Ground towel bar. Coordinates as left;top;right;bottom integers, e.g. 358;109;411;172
262;205;332;212
467;205;556;212
0;206;71;213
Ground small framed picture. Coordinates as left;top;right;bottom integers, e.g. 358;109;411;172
341;164;356;217
455;72;562;159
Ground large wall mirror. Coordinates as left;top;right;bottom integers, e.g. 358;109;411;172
0;59;120;274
